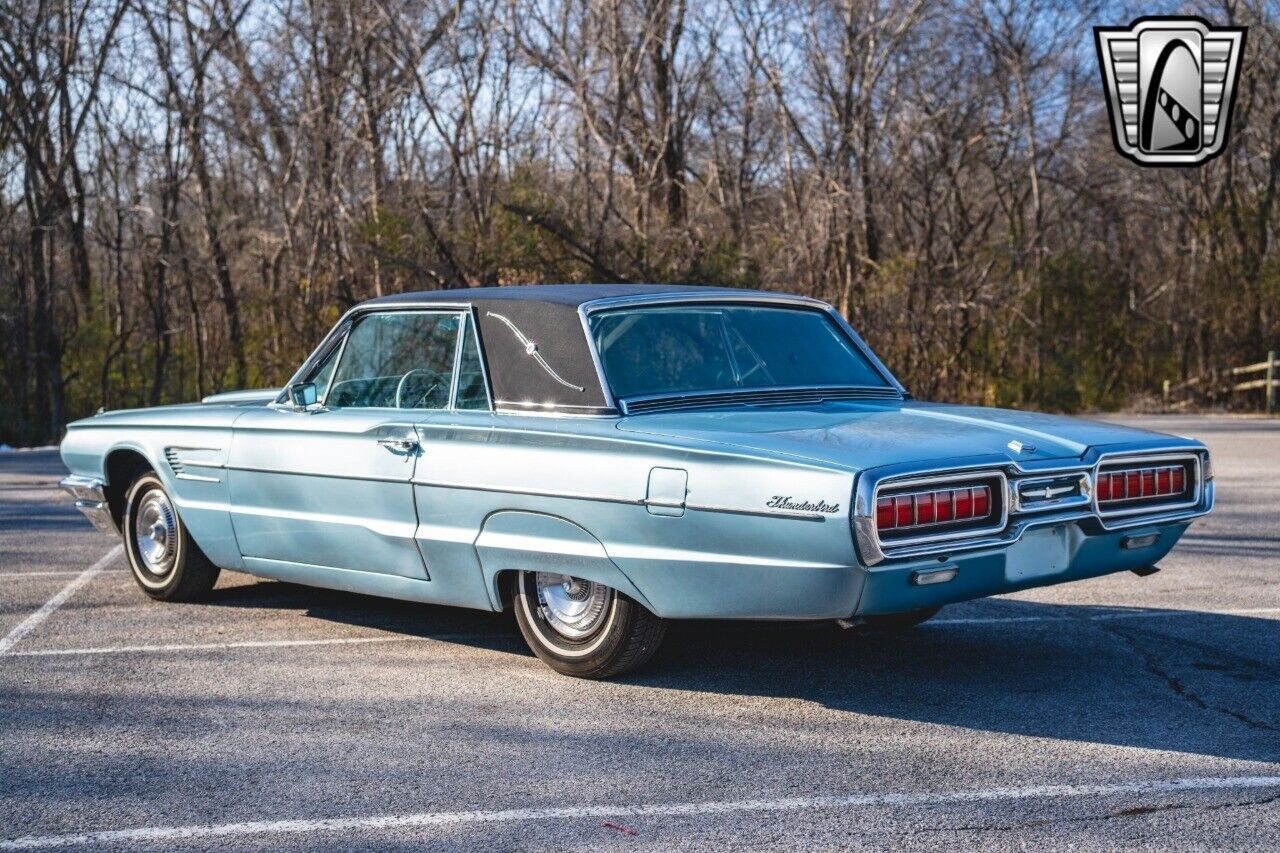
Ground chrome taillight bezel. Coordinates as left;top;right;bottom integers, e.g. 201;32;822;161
870;469;1009;549
1092;452;1202;519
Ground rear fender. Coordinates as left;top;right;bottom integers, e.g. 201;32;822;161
474;511;654;612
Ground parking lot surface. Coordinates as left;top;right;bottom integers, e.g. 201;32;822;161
1;415;1277;850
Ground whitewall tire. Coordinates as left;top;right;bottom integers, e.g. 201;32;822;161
513;572;665;678
122;474;220;601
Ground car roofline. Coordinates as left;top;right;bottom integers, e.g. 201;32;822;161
280;289;910;416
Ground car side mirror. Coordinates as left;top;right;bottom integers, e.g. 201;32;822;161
289;382;319;411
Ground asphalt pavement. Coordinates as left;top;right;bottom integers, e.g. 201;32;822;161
0;415;1277;850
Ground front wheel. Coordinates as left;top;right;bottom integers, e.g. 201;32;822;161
122;473;220;601
513;572;665;678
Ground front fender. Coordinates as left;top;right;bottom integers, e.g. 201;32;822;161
474;511;655;612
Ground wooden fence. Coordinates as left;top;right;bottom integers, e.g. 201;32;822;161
1163;350;1278;414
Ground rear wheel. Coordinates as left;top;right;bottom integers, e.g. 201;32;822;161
513;572;665;678
122;474;220;601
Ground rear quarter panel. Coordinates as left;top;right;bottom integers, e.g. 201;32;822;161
413;414;864;619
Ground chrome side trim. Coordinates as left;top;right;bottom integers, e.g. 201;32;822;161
415;479;644;506
174;472;221;483
414;479;827;521
59;475;119;535
224;465;408;484
164;446;225;482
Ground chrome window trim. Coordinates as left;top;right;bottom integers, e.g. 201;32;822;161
461;307;495;412
317;326;352;408
618;384;901;415
576;304;620;413
447;313;465;408
1092;451;1202;518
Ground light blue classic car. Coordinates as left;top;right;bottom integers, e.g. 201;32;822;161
60;285;1213;677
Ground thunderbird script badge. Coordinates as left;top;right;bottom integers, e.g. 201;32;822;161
1095;17;1246;166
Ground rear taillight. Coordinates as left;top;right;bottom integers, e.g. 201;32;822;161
1096;463;1190;504
876;484;994;533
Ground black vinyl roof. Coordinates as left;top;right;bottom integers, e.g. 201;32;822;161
361;283;760;309
354;284;816;415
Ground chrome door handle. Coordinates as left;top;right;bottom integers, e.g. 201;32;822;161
377;437;419;453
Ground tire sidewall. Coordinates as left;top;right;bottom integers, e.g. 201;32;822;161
123;474;186;596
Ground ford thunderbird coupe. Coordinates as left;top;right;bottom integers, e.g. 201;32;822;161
60;284;1213;677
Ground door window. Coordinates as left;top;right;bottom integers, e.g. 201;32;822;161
327;312;461;409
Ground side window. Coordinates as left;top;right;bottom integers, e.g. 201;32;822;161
453;315;490;410
327;312;460;409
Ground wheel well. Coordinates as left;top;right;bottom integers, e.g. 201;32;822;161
495;569;519;610
104;449;155;528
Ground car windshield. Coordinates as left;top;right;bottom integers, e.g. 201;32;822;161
588;304;890;400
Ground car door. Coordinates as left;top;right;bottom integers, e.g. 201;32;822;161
228;309;464;579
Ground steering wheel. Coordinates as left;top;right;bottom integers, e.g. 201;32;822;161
394;368;446;409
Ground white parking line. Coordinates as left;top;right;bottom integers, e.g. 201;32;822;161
0;546;122;656
2;775;1277;849
5;633;496;658
0;569;127;579
930;606;1280;626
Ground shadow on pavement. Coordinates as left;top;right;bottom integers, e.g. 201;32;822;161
195;579;1279;764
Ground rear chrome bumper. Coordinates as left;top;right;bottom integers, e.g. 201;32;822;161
60;475;118;535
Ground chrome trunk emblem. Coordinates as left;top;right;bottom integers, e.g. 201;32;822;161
1013;475;1089;512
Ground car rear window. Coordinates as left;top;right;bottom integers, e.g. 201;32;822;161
588;304;889;400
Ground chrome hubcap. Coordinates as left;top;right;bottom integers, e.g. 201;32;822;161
134;491;177;576
534;572;611;639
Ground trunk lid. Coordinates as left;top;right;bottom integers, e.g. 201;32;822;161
615;401;1169;470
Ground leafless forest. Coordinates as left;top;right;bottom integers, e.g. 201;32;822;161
1;0;1277;443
